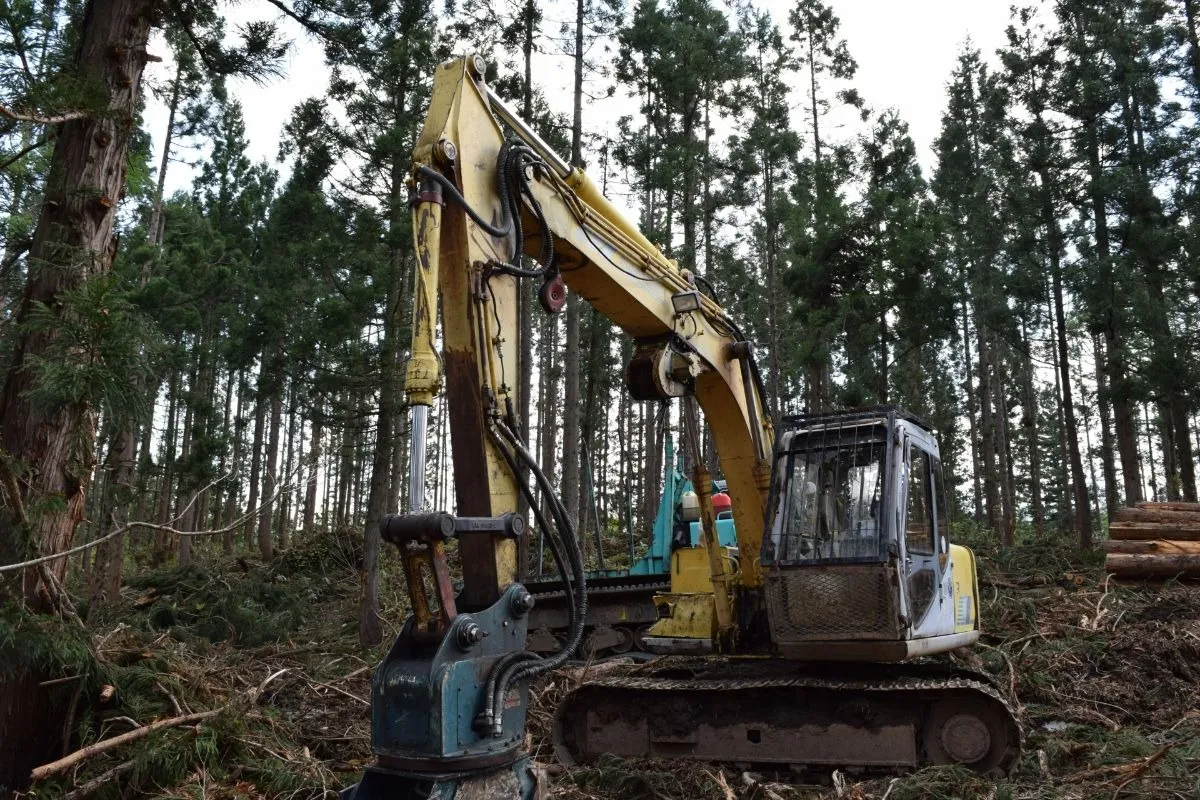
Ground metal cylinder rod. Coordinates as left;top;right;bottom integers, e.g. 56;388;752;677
409;405;429;513
483;86;572;179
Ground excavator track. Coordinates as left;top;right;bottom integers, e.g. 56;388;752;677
553;657;1022;777
524;577;669;656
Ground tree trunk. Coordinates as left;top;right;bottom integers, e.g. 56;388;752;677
223;369;247;549
1106;522;1200;540
0;0;155;789
1169;399;1197;502
214;368;234;538
360;292;402;646
86;417;136;612
1082;105;1141;505
1104;553;1200;577
0;0;154;603
257;358;283;561
1144;406;1160;502
1051;257;1092;547
147;59;183;246
960;297;983;521
561;0;585;534
1099;539;1200;554
278;381;298;550
1112;506;1200;524
304;398;323;531
244;361;267;549
1093;335;1120;517
1019;317;1044;535
973;294;1001;534
992;347;1016;545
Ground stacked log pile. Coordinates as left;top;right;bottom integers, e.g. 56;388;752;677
1102;502;1200;579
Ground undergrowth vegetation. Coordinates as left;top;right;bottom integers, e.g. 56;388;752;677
22;529;1199;799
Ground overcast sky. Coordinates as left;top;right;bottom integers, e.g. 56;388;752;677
143;0;1017;199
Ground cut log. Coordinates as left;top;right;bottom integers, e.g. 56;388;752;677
1134;502;1200;513
1098;540;1200;555
1105;553;1200;578
1112;508;1200;525
1107;522;1200;541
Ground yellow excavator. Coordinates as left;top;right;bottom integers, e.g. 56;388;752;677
341;55;1020;800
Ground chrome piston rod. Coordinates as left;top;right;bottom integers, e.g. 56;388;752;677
408;404;429;513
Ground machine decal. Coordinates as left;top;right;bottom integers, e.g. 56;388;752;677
956;594;973;626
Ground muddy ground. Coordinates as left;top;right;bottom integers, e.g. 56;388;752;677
27;530;1200;799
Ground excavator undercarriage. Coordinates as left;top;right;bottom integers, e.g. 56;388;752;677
554;657;1021;776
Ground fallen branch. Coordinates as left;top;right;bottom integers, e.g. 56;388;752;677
1110;745;1175;791
31;668;287;783
1066;744;1174;785
0;465;303;574
61;759;135;800
31;708;220;781
304;676;369;707
741;771;787;800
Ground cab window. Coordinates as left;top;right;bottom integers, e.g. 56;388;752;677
932;459;949;556
907;447;934;556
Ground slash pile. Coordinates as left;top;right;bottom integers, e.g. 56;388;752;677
1102;502;1200;580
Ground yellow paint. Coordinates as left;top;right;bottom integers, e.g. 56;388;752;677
411;56;775;612
647;546;738;640
949;544;980;633
409;57;521;588
670;547;719;594
649;593;714;639
405;197;443;407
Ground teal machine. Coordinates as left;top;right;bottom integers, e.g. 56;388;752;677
522;436;736;655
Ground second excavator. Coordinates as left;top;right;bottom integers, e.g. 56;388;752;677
342;55;1021;799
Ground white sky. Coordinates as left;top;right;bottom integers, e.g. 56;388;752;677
144;0;1016;198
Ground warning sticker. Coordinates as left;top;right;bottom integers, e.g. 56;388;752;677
956;595;973;626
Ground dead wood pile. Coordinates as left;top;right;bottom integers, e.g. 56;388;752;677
1103;502;1200;579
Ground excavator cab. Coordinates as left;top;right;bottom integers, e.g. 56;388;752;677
557;408;1017;776
763;407;981;661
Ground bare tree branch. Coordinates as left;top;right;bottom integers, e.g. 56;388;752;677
0;104;88;125
0;465;304;574
0;133;50;171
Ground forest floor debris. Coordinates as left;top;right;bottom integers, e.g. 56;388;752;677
23;527;1200;799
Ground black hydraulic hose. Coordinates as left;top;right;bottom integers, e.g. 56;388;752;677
694;273;720;305
418;143;559;282
415;165;510;238
487;421;587;723
490;143;558;279
489;421;587;727
498;141;523;255
487;426;577;612
478;426;579;730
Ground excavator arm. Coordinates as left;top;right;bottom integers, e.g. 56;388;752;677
406;55;774;604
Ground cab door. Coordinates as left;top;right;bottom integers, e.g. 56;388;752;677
902;440;955;636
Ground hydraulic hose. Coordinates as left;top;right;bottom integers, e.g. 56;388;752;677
485;418;588;733
415;165;510;238
491;142;557;278
477;424;582;732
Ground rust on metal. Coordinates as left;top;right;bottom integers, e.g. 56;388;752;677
442;348;501;609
